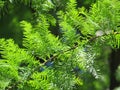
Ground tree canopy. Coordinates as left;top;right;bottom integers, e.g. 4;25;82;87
0;0;120;90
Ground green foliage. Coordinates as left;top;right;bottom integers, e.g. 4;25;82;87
114;87;120;90
87;0;120;48
0;39;39;90
0;1;4;8
20;18;62;59
0;0;120;90
115;65;120;82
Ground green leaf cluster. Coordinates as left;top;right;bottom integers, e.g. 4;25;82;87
0;0;120;90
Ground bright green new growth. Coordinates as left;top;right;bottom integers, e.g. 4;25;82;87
0;0;120;90
0;39;39;89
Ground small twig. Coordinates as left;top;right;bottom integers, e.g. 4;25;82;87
47;44;78;61
89;32;120;42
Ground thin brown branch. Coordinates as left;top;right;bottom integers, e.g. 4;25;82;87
89;32;120;42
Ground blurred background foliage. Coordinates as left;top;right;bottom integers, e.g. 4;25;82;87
0;0;120;90
0;1;33;47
